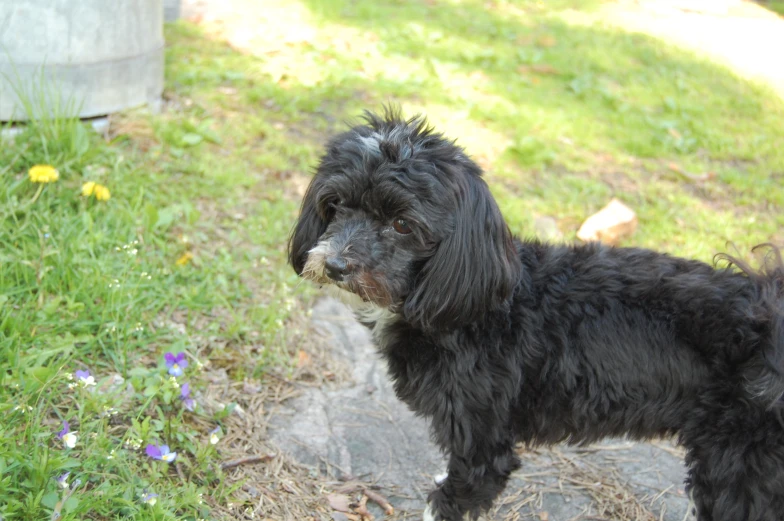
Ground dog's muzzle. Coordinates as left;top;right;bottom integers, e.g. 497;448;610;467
324;256;351;282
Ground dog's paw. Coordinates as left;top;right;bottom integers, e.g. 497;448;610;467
422;503;471;521
423;501;470;521
433;471;449;486
687;489;700;520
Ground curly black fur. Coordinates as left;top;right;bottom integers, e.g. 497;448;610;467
288;108;784;521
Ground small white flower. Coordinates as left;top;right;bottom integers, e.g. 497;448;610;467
161;452;176;462
62;432;78;449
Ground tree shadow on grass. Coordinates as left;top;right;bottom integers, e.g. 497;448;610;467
296;0;784;170
164;1;783;253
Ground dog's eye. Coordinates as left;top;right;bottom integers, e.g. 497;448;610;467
323;198;341;218
392;218;413;235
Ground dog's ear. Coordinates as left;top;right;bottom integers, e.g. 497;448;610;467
404;173;521;331
288;180;329;275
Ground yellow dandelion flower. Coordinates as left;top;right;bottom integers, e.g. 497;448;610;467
28;164;59;183
82;181;96;196
94;184;111;201
82;182;111;201
176;252;194;266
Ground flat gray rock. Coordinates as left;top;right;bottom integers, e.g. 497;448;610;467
270;298;693;520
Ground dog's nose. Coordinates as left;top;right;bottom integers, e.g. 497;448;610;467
324;256;350;281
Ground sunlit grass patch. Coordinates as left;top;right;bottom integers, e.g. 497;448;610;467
1;120;232;517
291;0;784;257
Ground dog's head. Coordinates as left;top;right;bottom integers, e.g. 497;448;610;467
288;108;521;331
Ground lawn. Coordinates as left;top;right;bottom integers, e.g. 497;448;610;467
1;0;783;519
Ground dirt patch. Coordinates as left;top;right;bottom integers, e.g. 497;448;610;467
186;308;354;521
199;370;326;521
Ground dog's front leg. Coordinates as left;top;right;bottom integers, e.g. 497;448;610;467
424;441;520;521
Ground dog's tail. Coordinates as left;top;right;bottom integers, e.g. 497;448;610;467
716;244;784;407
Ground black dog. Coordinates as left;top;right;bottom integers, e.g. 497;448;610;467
288;109;784;521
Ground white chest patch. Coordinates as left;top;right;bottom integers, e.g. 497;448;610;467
324;285;397;343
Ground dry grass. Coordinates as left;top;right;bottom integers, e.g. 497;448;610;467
174;306;357;520
484;443;688;521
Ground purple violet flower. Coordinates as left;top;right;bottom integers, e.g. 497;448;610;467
57;421;78;448
55;472;70;489
74;369;95;386
164;352;188;377
180;382;194;411
146;443;177;462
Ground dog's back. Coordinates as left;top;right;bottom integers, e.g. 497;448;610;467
512;242;783;437
717;245;784;407
514;241;784;520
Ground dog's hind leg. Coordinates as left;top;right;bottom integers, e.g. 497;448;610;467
684;407;784;521
425;444;520;521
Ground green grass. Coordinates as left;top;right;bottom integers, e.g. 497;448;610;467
2;0;784;518
762;0;784;16
0;36;304;520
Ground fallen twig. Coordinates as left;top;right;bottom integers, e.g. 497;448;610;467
667;162;715;182
352;495;374;520
363;488;394;515
220;453;276;470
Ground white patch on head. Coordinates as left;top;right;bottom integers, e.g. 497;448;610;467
357;132;382;157
357;127;421;161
